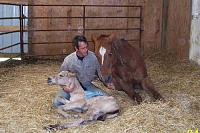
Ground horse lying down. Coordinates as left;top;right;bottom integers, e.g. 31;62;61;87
44;71;120;131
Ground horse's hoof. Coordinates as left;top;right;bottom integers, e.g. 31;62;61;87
135;95;142;104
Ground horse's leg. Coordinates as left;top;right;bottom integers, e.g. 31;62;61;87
57;107;80;118
57;96;70;104
44;118;91;131
105;113;118;119
117;78;142;103
44;109;107;131
141;77;164;101
111;73;123;91
61;100;88;112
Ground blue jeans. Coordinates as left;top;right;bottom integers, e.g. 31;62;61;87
53;82;107;108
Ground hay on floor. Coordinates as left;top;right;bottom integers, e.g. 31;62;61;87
0;51;199;133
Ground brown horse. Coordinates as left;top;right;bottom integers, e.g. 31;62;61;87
92;33;164;103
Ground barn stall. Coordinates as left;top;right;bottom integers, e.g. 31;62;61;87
0;0;200;133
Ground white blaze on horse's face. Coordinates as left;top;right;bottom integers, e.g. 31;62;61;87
99;46;106;65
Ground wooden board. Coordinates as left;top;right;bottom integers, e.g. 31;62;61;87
165;0;191;59
0;0;28;5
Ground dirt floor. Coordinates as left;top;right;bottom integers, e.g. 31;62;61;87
0;50;199;133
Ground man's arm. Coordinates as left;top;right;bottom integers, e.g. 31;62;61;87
60;57;70;72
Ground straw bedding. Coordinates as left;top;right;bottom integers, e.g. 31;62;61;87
0;50;199;133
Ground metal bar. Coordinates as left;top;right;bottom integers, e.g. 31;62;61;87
0;3;143;58
27;54;68;57
0;17;20;19
25;16;141;19
24;28;141;32
31;42;71;44
26;5;141;7
26;39;140;45
0;30;20;35
0;42;20;51
19;5;24;59
86;28;141;30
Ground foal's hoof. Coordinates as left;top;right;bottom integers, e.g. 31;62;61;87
43;124;59;132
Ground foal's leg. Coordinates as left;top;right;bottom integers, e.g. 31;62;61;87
44;109;102;131
57;107;80;118
44;118;88;131
61;100;88;112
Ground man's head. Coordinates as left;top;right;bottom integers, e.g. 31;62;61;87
72;35;88;57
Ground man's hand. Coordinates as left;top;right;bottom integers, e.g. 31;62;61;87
63;83;74;92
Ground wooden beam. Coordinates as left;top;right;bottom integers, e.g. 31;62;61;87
0;0;28;5
0;26;27;32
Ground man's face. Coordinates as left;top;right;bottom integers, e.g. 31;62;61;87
75;41;88;57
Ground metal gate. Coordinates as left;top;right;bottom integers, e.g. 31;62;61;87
0;3;143;59
0;3;27;59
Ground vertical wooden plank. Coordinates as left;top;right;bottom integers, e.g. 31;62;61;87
142;0;163;52
166;0;191;59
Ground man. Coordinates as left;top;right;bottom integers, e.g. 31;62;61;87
53;35;107;108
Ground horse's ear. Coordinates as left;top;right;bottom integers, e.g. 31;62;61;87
91;34;97;43
108;33;116;41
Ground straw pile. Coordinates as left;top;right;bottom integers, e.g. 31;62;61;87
0;50;199;133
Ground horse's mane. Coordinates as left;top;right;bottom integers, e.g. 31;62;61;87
97;34;110;40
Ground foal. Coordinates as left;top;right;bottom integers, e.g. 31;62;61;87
45;71;119;131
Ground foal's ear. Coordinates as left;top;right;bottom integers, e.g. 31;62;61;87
67;71;77;77
91;34;98;43
58;71;76;77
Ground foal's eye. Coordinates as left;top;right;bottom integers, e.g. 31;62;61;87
59;75;64;77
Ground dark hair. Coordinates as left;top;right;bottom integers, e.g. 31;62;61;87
72;35;88;49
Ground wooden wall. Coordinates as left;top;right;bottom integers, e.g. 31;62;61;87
10;0;190;59
28;0;165;56
28;0;149;56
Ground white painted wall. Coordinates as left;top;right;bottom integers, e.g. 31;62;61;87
190;0;200;65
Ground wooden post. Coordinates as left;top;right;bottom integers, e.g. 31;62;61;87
161;0;169;49
19;4;24;59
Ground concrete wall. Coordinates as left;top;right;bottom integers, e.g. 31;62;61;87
189;0;200;65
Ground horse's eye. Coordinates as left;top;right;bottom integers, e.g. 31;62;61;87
108;53;112;56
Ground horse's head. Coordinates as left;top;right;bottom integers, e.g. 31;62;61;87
48;71;77;92
92;33;117;83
